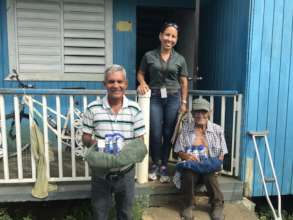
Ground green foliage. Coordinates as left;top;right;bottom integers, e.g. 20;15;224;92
257;205;293;220
0;208;12;220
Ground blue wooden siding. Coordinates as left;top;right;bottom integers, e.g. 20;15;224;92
113;0;137;89
243;0;293;196
198;0;250;93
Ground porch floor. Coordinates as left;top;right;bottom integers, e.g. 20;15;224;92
0;147;87;180
0;175;243;203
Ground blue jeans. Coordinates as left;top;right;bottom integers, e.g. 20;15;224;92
150;92;180;166
91;167;135;220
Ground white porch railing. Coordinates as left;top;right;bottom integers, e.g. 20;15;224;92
0;89;241;185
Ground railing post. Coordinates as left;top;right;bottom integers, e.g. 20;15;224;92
137;90;151;184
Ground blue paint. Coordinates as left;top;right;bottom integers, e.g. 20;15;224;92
113;0;137;89
198;0;249;92
243;0;293;196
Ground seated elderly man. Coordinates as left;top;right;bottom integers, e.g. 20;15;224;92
174;98;228;220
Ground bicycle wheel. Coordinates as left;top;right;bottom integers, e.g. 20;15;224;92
5;113;31;157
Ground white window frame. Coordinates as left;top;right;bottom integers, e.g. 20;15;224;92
5;0;113;81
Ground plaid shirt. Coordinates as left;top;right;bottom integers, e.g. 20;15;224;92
174;120;228;158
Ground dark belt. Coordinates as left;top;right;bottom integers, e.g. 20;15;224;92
151;89;179;95
105;164;134;181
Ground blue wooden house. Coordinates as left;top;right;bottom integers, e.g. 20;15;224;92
0;0;292;201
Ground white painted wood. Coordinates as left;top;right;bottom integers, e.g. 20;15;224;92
63;21;105;30
16;2;60;10
42;96;50;178
17;19;61;29
7;0;111;81
6;0;17;73
28;96;36;179
64;47;105;56
64;65;105;73
19;46;61;55
63;0;104;4
18;28;61;38
83;96;89;177
64;38;104;47
70;96;76;178
13;96;23;179
19;55;61;64
56;96;63;178
235;95;242;176
64;12;104;22
137;91;151;184
231;96;237;175
64;30;105;39
14;72;104;81
105;0;113;66
63;3;104;13
17;9;59;19
0;96;9;180
210;96;214;122
221;96;226;130
18;37;61;46
19;64;61;72
64;56;105;65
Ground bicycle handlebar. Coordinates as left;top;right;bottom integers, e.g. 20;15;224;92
10;69;35;89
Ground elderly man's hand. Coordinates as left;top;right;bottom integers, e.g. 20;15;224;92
179;152;199;161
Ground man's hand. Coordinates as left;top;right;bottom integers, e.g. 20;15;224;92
219;154;224;161
82;133;96;148
179;152;199;161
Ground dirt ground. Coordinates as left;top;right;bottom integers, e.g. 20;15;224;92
142;197;259;220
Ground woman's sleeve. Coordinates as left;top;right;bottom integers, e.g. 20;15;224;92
139;54;148;73
179;56;189;77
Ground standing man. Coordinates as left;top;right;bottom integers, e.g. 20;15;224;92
82;64;146;220
174;98;228;220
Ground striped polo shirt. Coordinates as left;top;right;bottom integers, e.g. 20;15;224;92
82;95;146;140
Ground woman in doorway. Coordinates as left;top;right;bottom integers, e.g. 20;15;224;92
137;22;188;183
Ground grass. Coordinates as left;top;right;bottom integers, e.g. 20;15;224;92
0;196;149;220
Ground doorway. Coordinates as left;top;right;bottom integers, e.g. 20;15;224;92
136;6;198;88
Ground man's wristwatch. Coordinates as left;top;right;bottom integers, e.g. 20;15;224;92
181;100;187;104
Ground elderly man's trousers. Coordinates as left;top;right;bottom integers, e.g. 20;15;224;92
181;169;224;207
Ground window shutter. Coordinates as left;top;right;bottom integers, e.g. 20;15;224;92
16;0;62;74
63;0;106;74
10;0;111;80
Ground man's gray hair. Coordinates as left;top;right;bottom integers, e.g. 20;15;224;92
104;64;127;81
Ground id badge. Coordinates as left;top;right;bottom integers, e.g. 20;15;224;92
97;138;105;152
160;87;167;98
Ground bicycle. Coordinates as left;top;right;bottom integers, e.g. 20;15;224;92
0;70;85;159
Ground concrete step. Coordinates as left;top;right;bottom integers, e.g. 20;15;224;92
136;175;243;207
142;197;258;220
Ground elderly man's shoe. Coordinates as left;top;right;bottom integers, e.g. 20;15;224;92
211;203;224;220
181;206;194;220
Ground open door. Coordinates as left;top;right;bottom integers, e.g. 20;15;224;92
136;3;200;89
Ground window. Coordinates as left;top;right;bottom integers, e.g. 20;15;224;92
6;0;112;81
